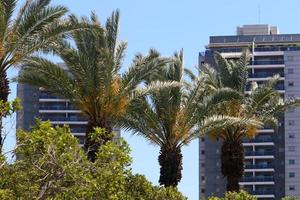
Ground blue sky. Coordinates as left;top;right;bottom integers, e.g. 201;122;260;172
4;0;300;199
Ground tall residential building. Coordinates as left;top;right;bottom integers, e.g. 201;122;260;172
199;24;300;200
16;63;120;146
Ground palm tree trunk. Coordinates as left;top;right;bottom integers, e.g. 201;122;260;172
221;139;244;192
158;145;183;187
0;71;10;102
0;71;10;153
84;119;113;162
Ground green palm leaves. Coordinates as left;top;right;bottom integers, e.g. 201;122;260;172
0;0;88;153
203;51;300;191
17;11;172;161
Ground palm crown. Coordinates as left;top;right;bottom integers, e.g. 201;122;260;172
17;11;171;161
0;0;88;152
121;50;240;187
202;51;300;191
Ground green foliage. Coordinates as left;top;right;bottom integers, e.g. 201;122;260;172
282;197;299;200
208;191;257;200
0;98;21;117
0;122;186;199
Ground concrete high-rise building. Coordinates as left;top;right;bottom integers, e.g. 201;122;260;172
199;24;300;200
16;63;120;146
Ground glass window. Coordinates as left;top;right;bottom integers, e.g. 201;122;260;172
289;120;295;126
289;160;295;165
289;134;295;139
289;186;295;191
288;81;294;87
289;172;295;177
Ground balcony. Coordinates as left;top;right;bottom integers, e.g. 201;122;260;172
245;164;274;169
39;105;67;110
240;176;274;182
244;136;273;142
245;151;274;156
249;60;284;65
41;116;87;122
39;105;81;114
249;190;275;195
210;46;300;53
248;72;284;78
71;127;86;133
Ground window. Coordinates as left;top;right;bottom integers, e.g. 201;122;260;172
288;120;295;126
201;188;205;193
289;134;295;139
288;68;294;74
289;160;295;165
201;137;205;142
201;176;205;181
288;146;296;152
289;172;295;178
289;186;295;191
201;163;205;167
288;81;294;87
287;56;294;61
201;150;205;155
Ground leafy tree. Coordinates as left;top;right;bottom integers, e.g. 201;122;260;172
282;197;299;200
207;190;257;200
17;10;172;162
0;0;87;148
202;51;300;191
121;50;240;187
0;122;186;199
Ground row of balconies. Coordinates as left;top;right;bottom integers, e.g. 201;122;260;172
215;46;300;53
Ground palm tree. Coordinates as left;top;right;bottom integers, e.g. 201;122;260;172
120;50;241;187
17;11;172;162
202;51;300;191
0;0;87;151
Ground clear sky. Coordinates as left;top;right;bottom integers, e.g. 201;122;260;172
4;0;300;199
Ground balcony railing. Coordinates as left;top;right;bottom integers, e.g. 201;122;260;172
41;116;87;122
245;151;274;156
71;127;86;133
244;137;273;143
39;93;62;99
245;164;274;169
248;72;284;78
240;176;274;182
248;190;275;195
249;60;284;65
215;46;300;53
39;105;79;111
245;84;284;91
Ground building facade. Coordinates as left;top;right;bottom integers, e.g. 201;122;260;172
16;64;120;147
199;24;300;200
